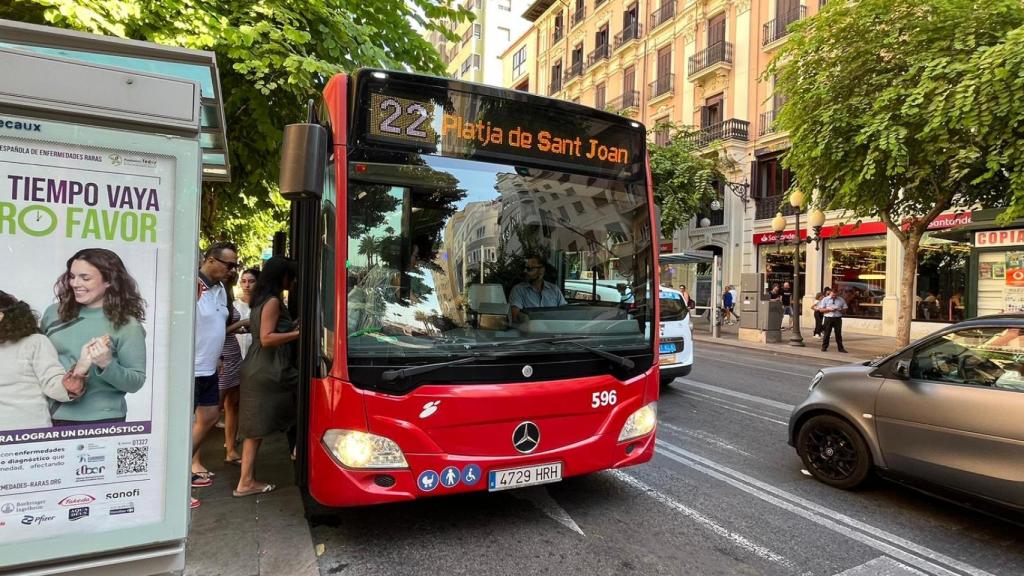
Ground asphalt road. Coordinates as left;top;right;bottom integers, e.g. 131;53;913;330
309;343;1023;576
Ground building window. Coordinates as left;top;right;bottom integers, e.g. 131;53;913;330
558;206;570;219
825;237;887;319
499;27;511;42
474;23;482;38
498;0;511;11
550;61;563;93
595;83;606;110
512;45;528;79
755;153;794;199
573;201;586;214
759;243;805;301
914;232;969;322
462;27;473;47
553;13;564;43
653;116;670;147
514;79;529;92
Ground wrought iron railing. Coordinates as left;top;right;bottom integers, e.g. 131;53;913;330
606;90;641;113
572;7;586;26
614;22;642;48
564;60;584;82
688;42;733;76
755;194;799;219
587;44;610;67
762;6;806;46
649;2;676;29
759;109;777;136
687;119;749;147
648;74;675;99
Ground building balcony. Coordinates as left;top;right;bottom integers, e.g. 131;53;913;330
606;90;641;114
688;42;733;80
614;22;642;50
687;119;749;148
563;60;584;83
553;28;564;44
649;2;676;30
594;0;608;8
572;7;586;27
759;109;778;137
755;194;800;220
549;79;562;95
648;74;675;100
587;44;610;67
762;6;806;47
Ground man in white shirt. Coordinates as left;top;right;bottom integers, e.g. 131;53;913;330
509;256;567;323
819;286;848;353
191;241;238;507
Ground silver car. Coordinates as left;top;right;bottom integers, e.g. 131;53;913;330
788;315;1024;512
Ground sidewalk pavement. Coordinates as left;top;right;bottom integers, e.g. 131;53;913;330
691;316;900;365
177;432;320;576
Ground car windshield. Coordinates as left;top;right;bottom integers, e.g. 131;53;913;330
345;155;652;360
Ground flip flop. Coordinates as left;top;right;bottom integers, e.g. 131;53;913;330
190;497;201;509
232;484;276;498
191;473;213;487
224;457;242;465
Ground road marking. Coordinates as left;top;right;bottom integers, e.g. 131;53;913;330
692;351;822;378
672;378;796;411
512;487;585;537
659;421;755;457
655;440;996;576
611;470;796;570
834;557;928;576
677;393;789;426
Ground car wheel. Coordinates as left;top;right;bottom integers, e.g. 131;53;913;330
796;414;871;490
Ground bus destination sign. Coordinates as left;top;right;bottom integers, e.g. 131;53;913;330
363;83;643;177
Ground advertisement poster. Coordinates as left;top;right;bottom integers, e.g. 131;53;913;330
1006;287;1024;313
993;262;1006;280
0;134;174;544
979;262;993;280
1005;251;1024;287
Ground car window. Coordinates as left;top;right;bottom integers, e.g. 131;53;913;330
910;327;1024;391
660;297;687;322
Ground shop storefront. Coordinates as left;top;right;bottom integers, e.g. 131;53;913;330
936;210;1024;318
752;210;973;334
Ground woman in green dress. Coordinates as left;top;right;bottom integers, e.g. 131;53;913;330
234;256;299;497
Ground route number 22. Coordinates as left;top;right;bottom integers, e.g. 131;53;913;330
378;98;430;138
591;390;617;408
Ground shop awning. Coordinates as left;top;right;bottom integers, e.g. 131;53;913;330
0;19;230;182
659;250;716;264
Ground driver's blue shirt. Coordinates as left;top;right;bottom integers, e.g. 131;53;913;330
509;281;568;310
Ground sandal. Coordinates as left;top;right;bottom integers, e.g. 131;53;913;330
190;497;201;509
191;473;213;487
224;456;242;465
232;483;276;498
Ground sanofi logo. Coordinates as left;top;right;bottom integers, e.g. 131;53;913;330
1;119;42;132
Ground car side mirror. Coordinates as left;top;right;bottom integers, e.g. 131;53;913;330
893;359;911;379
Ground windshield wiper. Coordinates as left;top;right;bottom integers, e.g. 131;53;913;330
562;340;635;369
447;336;593;350
381;354;499;382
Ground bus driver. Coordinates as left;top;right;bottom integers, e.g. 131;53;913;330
509;255;567;323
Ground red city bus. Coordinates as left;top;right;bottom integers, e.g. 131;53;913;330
278;69;660;507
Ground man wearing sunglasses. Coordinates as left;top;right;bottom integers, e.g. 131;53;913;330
191;241;239;508
510;255;566;323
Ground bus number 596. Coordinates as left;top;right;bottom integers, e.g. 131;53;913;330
591;390;617;408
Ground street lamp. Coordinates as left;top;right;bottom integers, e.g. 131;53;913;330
770;190;807;347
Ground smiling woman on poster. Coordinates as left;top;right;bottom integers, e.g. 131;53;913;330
41;248;148;425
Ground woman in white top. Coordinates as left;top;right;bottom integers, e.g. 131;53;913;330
235;268;259;358
0;292;92;430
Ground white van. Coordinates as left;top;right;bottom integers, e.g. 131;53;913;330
658;286;693;385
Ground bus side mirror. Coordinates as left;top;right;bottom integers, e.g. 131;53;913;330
279;123;328;200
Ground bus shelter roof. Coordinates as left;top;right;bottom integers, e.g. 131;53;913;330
659;250;716;265
0;19;230;182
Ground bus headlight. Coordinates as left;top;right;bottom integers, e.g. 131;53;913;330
618;402;657;442
322;429;408;469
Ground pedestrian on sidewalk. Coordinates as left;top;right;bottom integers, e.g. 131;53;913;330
781;281;793;330
235;256;300;498
219;268;249;465
811;291;825;338
729;284;740;321
192;241;239;508
722;286;736;325
819;287;848;353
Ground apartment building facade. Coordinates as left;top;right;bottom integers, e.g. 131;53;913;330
502;0;977;339
429;0;533;86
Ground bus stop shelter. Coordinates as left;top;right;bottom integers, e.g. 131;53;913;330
660;250;722;337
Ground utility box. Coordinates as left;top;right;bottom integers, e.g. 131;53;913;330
739;273;761;330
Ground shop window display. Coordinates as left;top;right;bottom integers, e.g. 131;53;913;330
914;232;969;322
825;238;886;319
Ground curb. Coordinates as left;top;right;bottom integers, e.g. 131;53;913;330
691;333;872;365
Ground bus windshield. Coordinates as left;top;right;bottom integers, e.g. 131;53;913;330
346;155;653;362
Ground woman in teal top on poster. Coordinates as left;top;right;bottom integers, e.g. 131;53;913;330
42;248;148;425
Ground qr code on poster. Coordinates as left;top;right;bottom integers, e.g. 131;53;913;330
117;446;149;475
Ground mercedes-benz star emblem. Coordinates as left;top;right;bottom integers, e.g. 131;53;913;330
512;421;540;454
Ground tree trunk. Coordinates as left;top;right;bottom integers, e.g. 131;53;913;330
895;232;922;347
